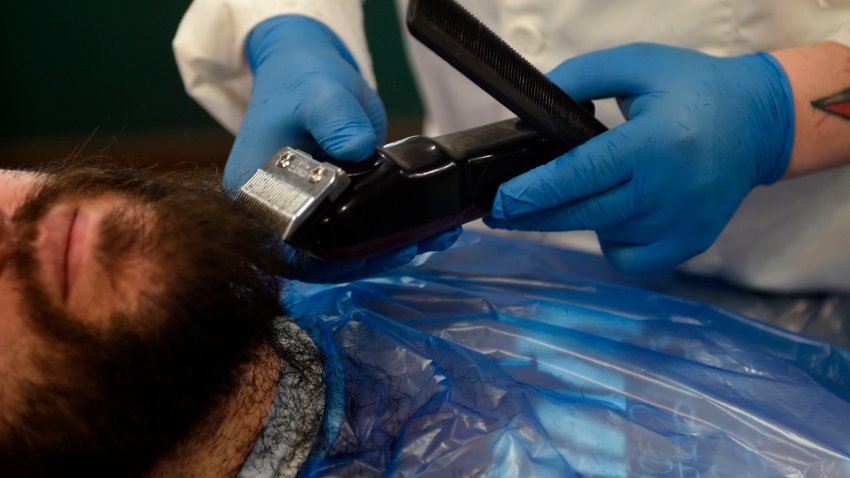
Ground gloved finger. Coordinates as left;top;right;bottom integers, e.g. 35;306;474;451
484;185;633;232
328;244;421;283
224;99;315;192
278;228;461;283
277;243;367;282
547;43;672;102
416;227;463;253
279;246;416;284
490;120;651;220
340;229;462;282
335;229;463;281
599;236;702;275
360;85;388;146
300;81;383;162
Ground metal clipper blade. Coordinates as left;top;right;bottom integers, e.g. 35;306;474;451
235;148;350;240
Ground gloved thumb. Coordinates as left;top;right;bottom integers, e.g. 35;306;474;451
547;43;677;102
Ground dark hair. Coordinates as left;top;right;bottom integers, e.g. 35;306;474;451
0;163;286;476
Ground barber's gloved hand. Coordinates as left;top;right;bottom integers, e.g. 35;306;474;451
228;15;386;190
485;43;794;274
233;15;460;283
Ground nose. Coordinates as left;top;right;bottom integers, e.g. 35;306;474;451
0;209;11;267
0;209;10;238
0;209;10;239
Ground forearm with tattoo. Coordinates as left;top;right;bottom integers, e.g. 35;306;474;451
771;42;850;177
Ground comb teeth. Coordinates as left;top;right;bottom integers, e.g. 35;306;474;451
408;0;607;148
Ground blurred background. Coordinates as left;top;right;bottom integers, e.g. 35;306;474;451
0;0;422;173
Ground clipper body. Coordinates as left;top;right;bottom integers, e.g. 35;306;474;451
237;118;568;261
236;0;606;262
289;118;566;260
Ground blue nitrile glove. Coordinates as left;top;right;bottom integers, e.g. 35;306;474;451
233;15;460;283
485;43;794;275
228;15;387;190
280;228;463;283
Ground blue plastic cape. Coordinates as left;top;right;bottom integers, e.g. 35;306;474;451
286;232;850;477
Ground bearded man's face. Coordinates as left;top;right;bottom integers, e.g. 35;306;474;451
0;164;285;476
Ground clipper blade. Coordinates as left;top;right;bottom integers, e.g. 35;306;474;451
235;148;350;240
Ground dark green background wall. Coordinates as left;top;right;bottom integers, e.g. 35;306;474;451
0;1;422;164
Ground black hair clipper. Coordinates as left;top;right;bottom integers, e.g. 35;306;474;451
235;0;607;261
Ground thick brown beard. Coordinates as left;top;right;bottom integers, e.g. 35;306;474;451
0;162;287;477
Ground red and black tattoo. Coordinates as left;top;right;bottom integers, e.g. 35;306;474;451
812;87;850;119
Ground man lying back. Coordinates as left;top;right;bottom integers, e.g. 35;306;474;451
0;162;318;476
3;162;847;477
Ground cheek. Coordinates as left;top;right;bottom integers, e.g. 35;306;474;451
67;254;162;329
0;280;29;366
0;279;38;418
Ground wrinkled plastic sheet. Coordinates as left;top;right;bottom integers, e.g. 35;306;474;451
288;232;850;477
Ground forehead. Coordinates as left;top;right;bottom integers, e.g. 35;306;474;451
0;170;44;217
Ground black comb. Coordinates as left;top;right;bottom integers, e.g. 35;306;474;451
407;0;607;148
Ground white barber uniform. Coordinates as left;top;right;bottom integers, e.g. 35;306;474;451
174;0;850;292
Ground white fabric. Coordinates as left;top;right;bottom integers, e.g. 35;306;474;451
174;0;850;292
393;0;850;136
173;0;373;134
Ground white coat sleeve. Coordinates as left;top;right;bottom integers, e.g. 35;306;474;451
172;0;375;134
827;27;850;47
820;0;850;47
